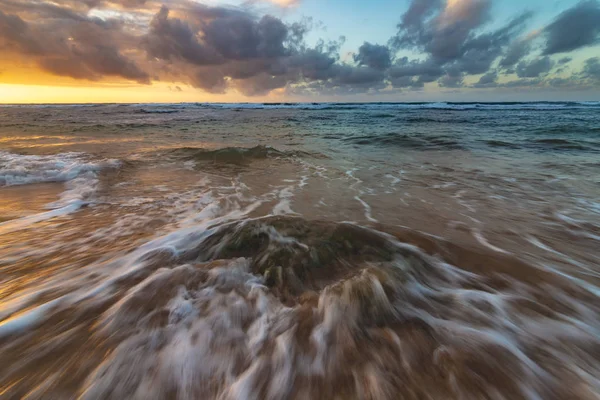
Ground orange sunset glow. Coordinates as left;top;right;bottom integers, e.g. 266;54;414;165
1;0;599;102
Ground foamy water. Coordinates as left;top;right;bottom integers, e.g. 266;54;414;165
0;103;599;399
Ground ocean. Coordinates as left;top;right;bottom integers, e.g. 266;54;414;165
0;102;599;399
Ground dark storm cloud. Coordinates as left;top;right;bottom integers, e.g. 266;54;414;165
354;42;392;70
390;0;532;87
144;6;223;66
473;71;498;88
39;47;150;83
392;0;442;49
450;13;532;75
202;13;289;60
286;48;337;81
190;67;227;93
516;57;554;78
0;4;150;83
235;73;290;96
143;4;372;93
0;9;42;54
392;0;493;62
438;71;464;88
388;57;444;88
388;75;424;89
543;0;600;55
583;57;600;80
499;39;531;68
558;57;572;65
331;65;385;86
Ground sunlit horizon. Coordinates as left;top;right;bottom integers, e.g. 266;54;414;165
1;0;599;102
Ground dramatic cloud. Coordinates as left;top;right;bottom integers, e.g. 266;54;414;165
583;57;600;80
388;57;443;88
0;2;150;83
390;0;533;88
438;69;464;88
543;0;600;55
473;71;498;88
392;0;492;62
354;42;392;70
558;57;572;65
0;10;40;54
516;57;554;78
451;14;530;75
0;0;599;97
499;39;531;68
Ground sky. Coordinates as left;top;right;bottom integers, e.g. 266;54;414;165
0;0;599;103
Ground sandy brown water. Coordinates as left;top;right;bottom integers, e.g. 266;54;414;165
0;103;599;399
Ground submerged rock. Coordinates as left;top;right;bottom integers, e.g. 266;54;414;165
198;216;398;299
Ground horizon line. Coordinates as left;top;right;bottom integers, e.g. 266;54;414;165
1;100;598;106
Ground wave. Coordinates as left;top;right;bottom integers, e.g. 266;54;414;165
0;151;116;187
484;140;522;149
169;145;322;165
155;101;600;111
136;108;180;114
371;113;396;118
531;138;593;151
532;125;600;135
535;138;576;145
400;116;472;123
3;101;600;112
0;151;119;233
484;138;598;152
345;134;465;150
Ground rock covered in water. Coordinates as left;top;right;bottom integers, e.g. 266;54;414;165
198;216;399;299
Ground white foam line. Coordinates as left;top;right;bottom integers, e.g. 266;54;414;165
345;168;362;189
0;297;64;338
272;186;299;215
0;201;85;236
542;264;600;297
457;199;476;213
472;229;511;255
527;236;564;256
576;231;600;242
0;190;265;333
527;236;600;277
354;196;377;223
299;175;309;187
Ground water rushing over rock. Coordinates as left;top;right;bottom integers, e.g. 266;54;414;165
0;103;599;399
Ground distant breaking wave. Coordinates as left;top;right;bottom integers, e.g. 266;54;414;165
2;101;599;111
344;134;466;150
192;101;600;111
168;145;324;165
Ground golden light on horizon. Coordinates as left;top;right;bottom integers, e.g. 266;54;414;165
0;83;282;104
0;83;185;104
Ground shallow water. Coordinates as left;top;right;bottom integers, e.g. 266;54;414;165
0;102;599;399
